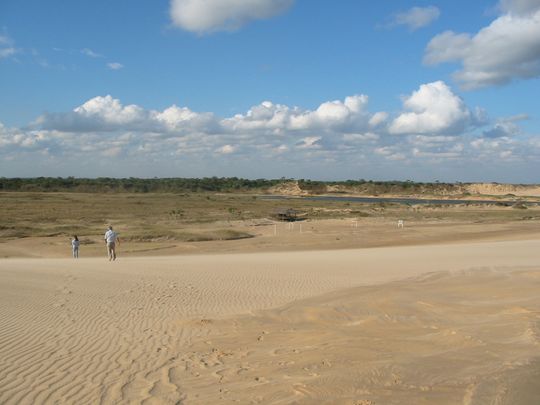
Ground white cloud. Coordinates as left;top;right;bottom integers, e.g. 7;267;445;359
101;146;123;157
374;146;407;161
499;0;540;15
482;114;528;138
408;135;458;148
216;144;236;154
170;0;294;34
274;144;289;153
389;81;473;135
223;95;373;134
0;47;16;59
7;89;540;179
296;136;322;149
290;95;369;130
107;62;124;70
81;48;103;58
412;147;462;159
34;95;219;134
73;95;147;126
368;111;388;127
0;122;63;154
386;152;407;161
469;136;521;162
154;105;217;132
0;34;17;60
223;100;294;132
391;6;440;31
424;2;540;89
342;132;379;142
471;136;514;150
374;146;394;156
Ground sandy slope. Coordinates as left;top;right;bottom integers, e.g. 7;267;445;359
1;240;540;404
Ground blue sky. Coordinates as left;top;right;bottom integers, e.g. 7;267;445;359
1;0;540;182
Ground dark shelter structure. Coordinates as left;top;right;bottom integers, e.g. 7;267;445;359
272;208;300;221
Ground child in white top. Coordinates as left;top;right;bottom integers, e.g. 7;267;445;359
72;235;80;258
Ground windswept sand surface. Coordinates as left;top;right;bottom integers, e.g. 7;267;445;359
1;240;540;404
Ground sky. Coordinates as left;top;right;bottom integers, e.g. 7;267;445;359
1;0;540;182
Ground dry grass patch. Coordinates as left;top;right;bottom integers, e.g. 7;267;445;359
1;192;539;245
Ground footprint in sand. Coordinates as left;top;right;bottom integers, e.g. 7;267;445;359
292;383;309;396
237;367;250;375
214;367;237;383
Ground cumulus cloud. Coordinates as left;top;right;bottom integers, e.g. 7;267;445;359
6;87;539;179
0;122;63;155
154;105;218;132
424;1;540;89
169;0;294;34
34;95;219;134
368;112;388;127
223;95;372;134
391;6;440;31
389;81;474;135
34;94;381;144
222;101;293;132
470;136;521;161
290;95;370;131
73;96;145;125
35;95;151;132
482;114;528;138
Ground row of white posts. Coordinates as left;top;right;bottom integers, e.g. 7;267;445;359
273;222;303;235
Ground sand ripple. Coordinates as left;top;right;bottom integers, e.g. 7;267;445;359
1;240;540;404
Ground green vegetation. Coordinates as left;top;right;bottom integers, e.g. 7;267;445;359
0;176;461;194
0;177;283;193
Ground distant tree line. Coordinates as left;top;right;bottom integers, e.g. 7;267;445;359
296;179;459;194
0;177;462;194
0;177;284;193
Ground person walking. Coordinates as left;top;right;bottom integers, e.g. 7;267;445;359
71;235;80;259
104;226;120;261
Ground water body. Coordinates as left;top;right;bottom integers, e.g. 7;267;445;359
260;195;538;206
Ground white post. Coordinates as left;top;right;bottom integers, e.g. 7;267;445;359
274;224;277;236
300;223;302;234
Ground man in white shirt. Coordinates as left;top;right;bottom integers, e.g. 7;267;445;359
104;226;120;261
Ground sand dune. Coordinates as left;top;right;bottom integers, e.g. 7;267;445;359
1;240;540;404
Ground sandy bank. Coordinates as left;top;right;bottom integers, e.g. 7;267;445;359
1;239;539;404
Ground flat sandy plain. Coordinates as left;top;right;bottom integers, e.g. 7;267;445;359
1;193;540;404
